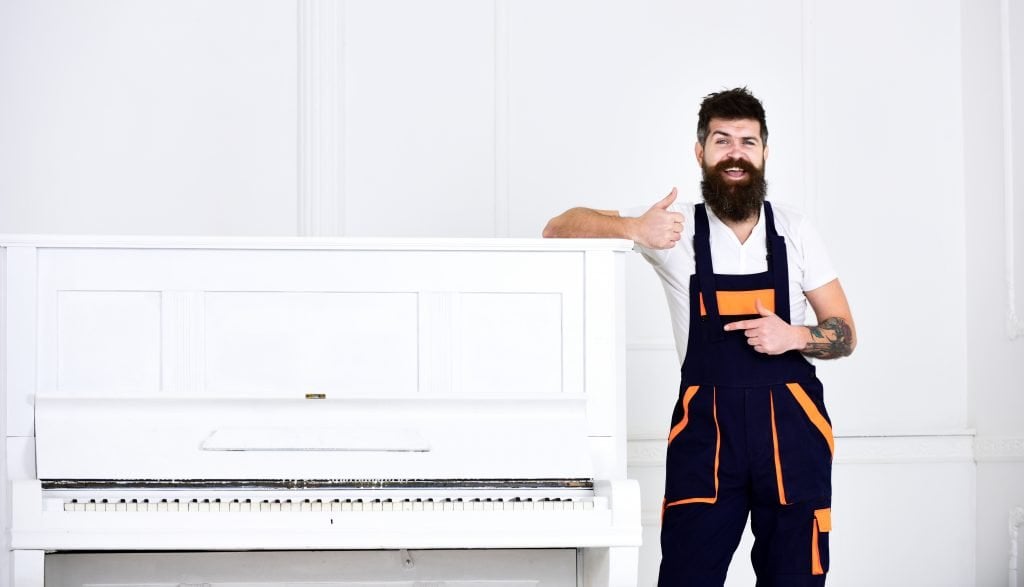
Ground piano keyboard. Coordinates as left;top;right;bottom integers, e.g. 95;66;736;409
59;496;598;513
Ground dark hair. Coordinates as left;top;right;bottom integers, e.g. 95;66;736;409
696;87;768;146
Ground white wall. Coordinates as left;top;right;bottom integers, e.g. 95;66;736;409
1;1;1021;585
963;0;1024;585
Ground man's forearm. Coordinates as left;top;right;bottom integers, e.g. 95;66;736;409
799;317;855;359
542;208;635;239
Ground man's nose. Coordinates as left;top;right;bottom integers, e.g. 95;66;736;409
727;144;747;160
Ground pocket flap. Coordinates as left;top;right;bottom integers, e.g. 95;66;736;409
814;507;832;532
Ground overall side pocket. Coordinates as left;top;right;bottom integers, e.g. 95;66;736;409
769;381;833;504
663;385;720;509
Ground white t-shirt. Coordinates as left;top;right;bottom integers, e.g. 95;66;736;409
625;200;837;364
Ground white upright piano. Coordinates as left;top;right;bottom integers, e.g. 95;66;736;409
1;237;641;587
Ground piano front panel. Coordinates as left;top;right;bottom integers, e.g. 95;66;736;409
34;247;586;400
203;291;420;395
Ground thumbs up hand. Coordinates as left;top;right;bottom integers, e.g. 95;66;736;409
633;187;684;249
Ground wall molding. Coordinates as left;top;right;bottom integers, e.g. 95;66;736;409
628;433;977;468
801;0;817;219
975;436;1024;462
1011;506;1024;587
298;0;345;237
626;339;676;352
492;0;510;237
631;433;981;528
1001;0;1024;339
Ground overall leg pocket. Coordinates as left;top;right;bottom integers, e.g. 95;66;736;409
750;497;831;583
812;506;831;575
769;380;833;504
663;385;720;509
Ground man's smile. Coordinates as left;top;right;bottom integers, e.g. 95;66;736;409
723;166;748;180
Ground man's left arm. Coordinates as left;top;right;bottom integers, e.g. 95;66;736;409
799;279;856;359
724;278;857;359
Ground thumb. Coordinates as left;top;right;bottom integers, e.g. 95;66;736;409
755;298;776;317
654;187;677;210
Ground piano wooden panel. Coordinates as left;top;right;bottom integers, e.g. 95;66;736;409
44;549;576;587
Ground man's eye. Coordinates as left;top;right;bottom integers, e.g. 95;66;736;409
716;139;728;145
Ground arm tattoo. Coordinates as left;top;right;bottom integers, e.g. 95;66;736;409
802;317;854;359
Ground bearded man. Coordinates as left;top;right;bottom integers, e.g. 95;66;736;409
543;87;856;586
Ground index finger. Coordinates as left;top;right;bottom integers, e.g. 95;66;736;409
723;319;754;332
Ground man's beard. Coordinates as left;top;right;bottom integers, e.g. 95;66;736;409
700;158;767;223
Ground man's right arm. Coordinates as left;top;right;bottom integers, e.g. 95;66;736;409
542;187;683;250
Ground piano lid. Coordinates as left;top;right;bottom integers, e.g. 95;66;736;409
34;395;595;482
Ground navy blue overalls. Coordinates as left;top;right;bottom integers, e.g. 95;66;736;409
658;202;834;587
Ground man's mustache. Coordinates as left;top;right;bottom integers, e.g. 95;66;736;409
710;158;759;174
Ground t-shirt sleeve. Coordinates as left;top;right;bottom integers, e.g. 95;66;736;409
797;215;838;292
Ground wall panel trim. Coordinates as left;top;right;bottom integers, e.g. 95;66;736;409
801;0;817;218
1001;0;1024;339
298;0;345;237
626;339;676;352
493;0;510;237
975;435;1024;462
1011;506;1024;587
628;433;976;468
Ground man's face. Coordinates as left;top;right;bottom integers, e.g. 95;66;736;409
696;118;769;223
695;117;767;179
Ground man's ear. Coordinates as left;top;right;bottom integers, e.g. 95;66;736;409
695;141;704;166
763;144;769;162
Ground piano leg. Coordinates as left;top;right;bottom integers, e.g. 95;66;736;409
11;550;44;587
581;546;639;587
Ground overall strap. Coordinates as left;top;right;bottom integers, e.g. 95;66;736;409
693;204;724;341
763;201;792;324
